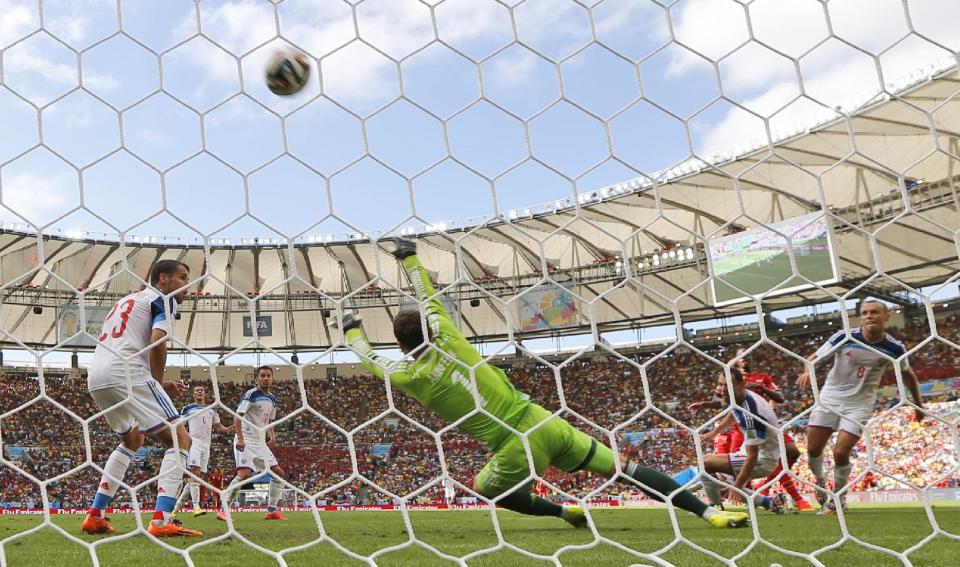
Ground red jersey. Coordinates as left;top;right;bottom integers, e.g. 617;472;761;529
743;371;778;401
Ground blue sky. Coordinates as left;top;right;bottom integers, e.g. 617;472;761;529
1;0;960;365
1;0;959;242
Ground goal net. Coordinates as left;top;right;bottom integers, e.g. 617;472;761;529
1;0;958;565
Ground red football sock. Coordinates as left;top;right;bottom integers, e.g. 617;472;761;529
764;458;807;503
779;473;805;503
761;463;782;496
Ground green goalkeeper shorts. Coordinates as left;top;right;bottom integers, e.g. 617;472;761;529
473;403;615;497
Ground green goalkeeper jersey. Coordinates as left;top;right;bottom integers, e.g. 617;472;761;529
346;256;531;451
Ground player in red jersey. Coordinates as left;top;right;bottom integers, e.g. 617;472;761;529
712;430;732;454
734;351;813;511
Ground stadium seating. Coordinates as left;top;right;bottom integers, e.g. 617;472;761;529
1;309;957;508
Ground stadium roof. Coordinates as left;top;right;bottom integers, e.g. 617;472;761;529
2;63;959;353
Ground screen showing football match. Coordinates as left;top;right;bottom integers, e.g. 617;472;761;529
708;212;838;306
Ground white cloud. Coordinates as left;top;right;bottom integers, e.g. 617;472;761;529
669;0;749;73
0;0;35;47
435;0;513;47
592;0;665;40
0;170;76;225
83;71;119;92
278;0;357;57
488;48;540;89
45;16;87;44
196;0;276;55
513;0;593;59
5;48;76;85
355;0;434;59
41;0;117;48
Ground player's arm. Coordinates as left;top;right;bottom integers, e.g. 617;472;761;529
902;362;924;422
796;353;818;390
746;381;785;403
234;393;252;451
798;331;844;389
267;405;278;449
391;238;461;341
699;412;735;444
233;412;246;451
213;410;231;433
148;328;168;382
687;398;723;410
149;297;186;397
341;314;393;381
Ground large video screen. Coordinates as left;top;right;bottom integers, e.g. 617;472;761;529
707;212;839;306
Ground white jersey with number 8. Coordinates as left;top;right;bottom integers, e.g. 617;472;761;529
814;328;909;407
87;288;176;391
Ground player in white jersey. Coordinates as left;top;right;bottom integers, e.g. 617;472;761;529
700;369;795;515
217;366;289;521
443;477;456;507
174;385;231;516
798;300;924;514
81;260;203;537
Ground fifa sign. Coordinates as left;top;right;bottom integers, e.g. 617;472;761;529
242;315;273;337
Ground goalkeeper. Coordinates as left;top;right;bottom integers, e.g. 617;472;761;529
341;238;748;530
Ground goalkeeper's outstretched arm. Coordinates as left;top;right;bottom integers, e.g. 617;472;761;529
390;238;459;338
341;312;405;381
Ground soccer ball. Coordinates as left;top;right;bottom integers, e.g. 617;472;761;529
265;50;310;96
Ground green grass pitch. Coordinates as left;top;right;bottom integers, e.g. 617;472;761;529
2;505;959;566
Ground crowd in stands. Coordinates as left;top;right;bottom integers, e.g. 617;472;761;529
1;308;957;508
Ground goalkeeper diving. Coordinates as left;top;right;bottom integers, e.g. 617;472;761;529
341;238;748;529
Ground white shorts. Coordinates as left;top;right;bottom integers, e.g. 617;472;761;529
808;399;873;437
89;382;179;434
234;440;278;472
188;442;211;473
728;451;778;479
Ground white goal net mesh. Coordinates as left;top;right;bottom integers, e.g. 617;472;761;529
0;0;959;565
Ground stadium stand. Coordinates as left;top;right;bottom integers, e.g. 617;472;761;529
2;306;957;509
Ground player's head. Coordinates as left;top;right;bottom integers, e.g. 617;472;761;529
192;385;206;404
256;365;273;389
393;309;431;355
734;347;750;372
860;299;890;335
150;260;190;303
718;367;746;404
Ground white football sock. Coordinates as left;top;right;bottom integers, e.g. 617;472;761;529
702;477;724;506
834;463;852;493
91;445;135;517
189;482;201;509
221;477;244;510
174;481;191;509
808;455;825;483
268;480;283;510
155;449;188;524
